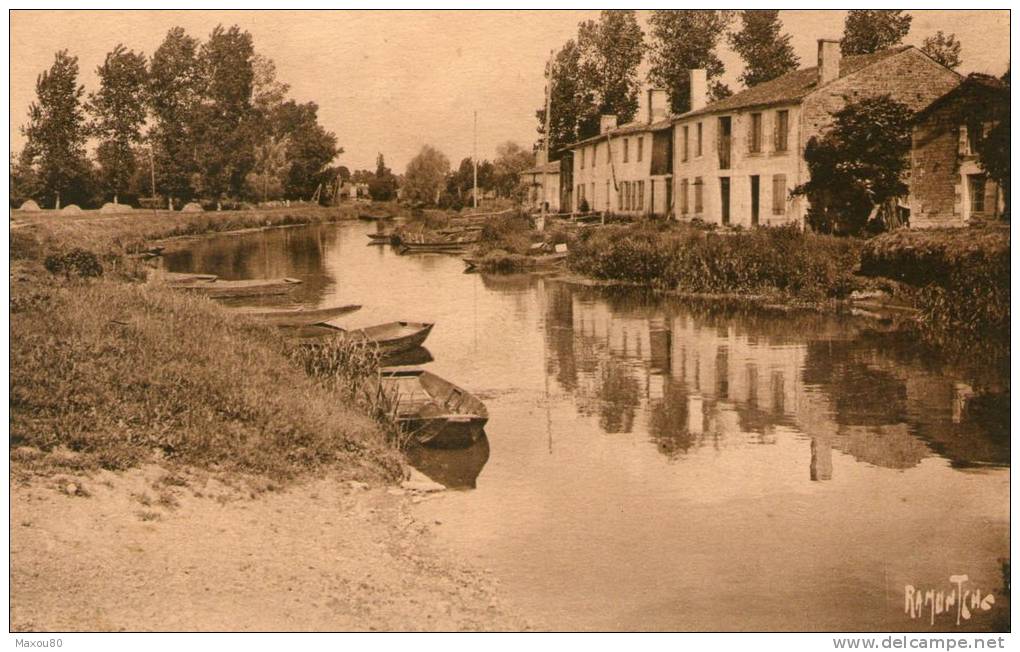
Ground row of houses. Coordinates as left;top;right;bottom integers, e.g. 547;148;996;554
525;40;1007;229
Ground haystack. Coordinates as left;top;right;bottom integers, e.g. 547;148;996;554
59;204;82;214
100;202;133;214
181;202;204;213
18;199;41;212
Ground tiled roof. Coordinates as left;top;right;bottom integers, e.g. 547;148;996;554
566;118;673;149
913;72;1007;120
681;46;913;118
522;160;561;175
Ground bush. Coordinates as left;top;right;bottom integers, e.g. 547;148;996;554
568;222;862;300
43;248;104;279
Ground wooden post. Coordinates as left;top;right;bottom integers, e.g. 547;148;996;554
539;49;554;233
149;145;156;201
473;110;478;210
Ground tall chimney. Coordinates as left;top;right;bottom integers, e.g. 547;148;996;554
689;69;707;112
599;114;618;134
817;39;841;85
647;88;668;123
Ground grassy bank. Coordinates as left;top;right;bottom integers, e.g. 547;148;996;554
567;221;863;302
860;225;1010;360
11;203;384;261
10;205;406;483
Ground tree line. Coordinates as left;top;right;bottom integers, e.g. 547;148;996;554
537;10;964;157
12;24;347;209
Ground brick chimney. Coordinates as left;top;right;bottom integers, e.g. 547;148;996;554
647;88;668;123
689;69;707;112
817;39;841;85
599;114;618;134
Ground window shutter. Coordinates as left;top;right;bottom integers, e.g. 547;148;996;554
958;126;969;157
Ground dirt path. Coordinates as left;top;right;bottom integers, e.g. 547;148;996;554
10;466;527;631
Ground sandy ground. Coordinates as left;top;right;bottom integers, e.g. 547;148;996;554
10;465;527;631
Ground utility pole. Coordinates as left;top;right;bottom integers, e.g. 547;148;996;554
149;145;156;202
473;110;478;210
539;49;554;233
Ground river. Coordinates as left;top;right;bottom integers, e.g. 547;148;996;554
163;219;1010;632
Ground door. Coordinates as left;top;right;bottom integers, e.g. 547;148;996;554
720;177;731;225
666;179;673;217
718;117;732;169
750;175;760;226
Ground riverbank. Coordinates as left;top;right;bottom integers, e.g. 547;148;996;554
9;205;527;631
10;465;525;631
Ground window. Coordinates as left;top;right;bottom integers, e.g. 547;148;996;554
772;174;787;215
623;138;629;163
681;179;689;214
749;113;763;154
623;182;630;210
606;181;610;210
637;137;644;162
775;110;789;152
618;182;624;210
969;174;987;213
592;144;597;167
591;183;595;206
580;148;585;169
696;122;703;157
637;181;645;211
682;125;690;162
694;177;703;213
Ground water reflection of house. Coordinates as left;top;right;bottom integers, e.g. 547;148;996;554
542;282;1004;479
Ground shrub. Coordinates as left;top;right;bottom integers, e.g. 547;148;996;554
568;222;862;300
43;248;104;279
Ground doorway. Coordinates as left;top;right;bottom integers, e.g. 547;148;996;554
750;175;760;226
720;177;730;225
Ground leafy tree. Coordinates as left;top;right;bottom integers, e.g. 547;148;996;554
403;145;450;205
921;31;963;70
192;24;256;204
841;10;912;56
973;72;1010;217
88;44;148;204
793;96;914;235
576;10;645;135
148;27;203;205
368;153;398;201
22;50;90;208
535;40;591;159
10;150;43;207
648;10;734;115
492;141;534;198
270;100;340;200
729;10;800;88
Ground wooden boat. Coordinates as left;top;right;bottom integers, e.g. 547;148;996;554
381;368;488;448
463;251;567;271
173;277;302;298
228;303;361;327
380;345;433;367
156;271;218;283
297;320;434;354
366;232;394;244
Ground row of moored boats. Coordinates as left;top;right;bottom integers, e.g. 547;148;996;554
157;270;487;449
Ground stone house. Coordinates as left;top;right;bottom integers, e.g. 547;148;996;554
908;73;1008;227
671;41;961;228
565;89;674;216
521;157;561;213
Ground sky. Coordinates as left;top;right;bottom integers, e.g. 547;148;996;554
9;9;1011;172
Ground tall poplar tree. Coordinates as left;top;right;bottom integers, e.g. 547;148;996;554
22;50;89;208
88;44;148;203
647;10;733;115
841;10;912;56
729;10;800;88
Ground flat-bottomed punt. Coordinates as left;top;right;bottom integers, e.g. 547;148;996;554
172;277;302;298
382;368;488;448
296;320;434;354
228;303;361;327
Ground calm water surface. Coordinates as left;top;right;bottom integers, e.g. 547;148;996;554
165;221;1010;632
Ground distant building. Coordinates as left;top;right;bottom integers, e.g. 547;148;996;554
908;73;1008;227
672;42;961;227
521;157;561;213
565;88;674;216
